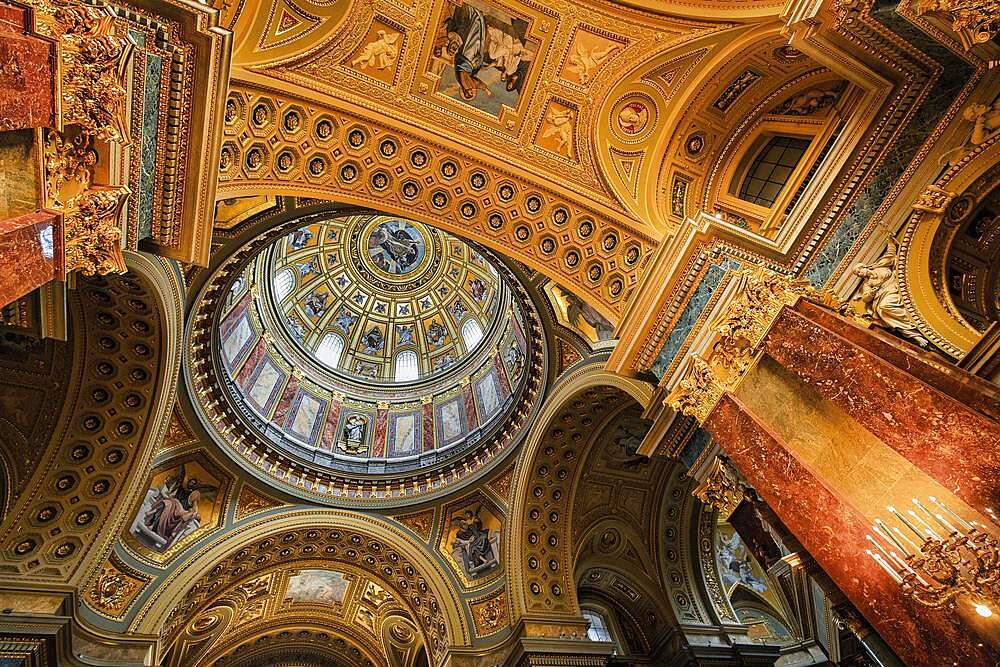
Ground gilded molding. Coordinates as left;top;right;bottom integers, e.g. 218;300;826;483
665;266;843;422
691;457;743;518
912;0;1000;51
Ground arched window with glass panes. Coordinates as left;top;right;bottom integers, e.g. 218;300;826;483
394;350;419;382
460;319;483;350
274;268;295;300
581;607;618;654
315;332;345;367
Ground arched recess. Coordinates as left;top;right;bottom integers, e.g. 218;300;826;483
899;137;1000;355
131;510;471;664
596;23;784;227
0;251;183;590
505;359;653;625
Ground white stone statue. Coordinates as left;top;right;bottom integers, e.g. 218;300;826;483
962;101;1000;146
852;239;929;347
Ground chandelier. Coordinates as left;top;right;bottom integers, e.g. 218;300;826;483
865;497;999;618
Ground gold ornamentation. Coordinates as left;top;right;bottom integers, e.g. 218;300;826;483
487;464;515;502
234;483;285;522
666;267;842;422
912;184;956;213
693;457;743;517
912;0;1000;50
64;187;129;275
471;589;508;636
25;0;133;143
86;555;150;618
393;509;435;541
665;356;722;424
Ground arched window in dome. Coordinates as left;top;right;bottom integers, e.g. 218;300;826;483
274;268;295;300
394;350;419;382
316;332;345;367
460;319;483;350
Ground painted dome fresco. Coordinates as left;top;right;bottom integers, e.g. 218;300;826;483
269;216;503;383
188;210;544;506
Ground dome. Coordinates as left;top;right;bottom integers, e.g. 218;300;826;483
269;216;503;383
191;210;544;505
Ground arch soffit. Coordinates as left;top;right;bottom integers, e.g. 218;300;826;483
506;362;651;619
900;136;1000;355
0;251;183;593
596;22;785;225
131;510;472;651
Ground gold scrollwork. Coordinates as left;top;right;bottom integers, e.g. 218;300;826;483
693;457;744;518
912;0;1000;50
64;187;129;275
666;267;844;422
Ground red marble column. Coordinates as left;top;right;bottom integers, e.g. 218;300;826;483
704;394;998;667
0;210;62;307
422;399;435;453
763;301;1000;514
372;405;388;458
0;2;56;130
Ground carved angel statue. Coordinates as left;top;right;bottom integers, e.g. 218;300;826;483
852;240;929;347
962;100;1000;146
351;30;400;71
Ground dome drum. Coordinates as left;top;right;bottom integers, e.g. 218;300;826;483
188;211;545;505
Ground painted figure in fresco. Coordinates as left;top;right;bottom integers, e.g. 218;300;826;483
286;316;306;341
134;464;217;552
434;353;456;371
433;0;533;101
297;259;318;278
566;40;616;84
426;320;448;347
351;30;400;71
541;107;575;156
361;326;385;354
451;507;497;577
852;240;929;347
562;288;614;341
450;299;468;319
504;340;524;376
340;414;369;455
303;291;329;319
468;277;487;302
397;324;415;346
610;423;648;469
717;531;767;593
335;309;357;333
288;228;313;250
370;222;421;273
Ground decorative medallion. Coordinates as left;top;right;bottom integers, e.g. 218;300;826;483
85;554;150;619
471;589;509;636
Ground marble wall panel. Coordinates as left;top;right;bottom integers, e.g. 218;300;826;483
762;304;1000;513
0;4;55;131
705;393;999;666
0;210;61;306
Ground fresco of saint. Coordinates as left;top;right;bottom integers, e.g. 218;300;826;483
430;0;536;116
